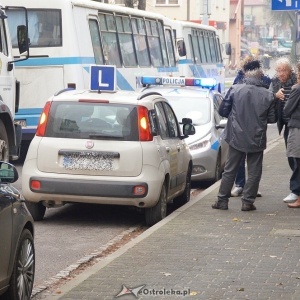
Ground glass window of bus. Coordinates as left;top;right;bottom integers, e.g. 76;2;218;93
198;31;207;63
7;9;62;48
157;21;169;66
208;32;217;63
189;33;201;64
145;20;163;67
0;19;8;55
216;36;222;62
35;10;61;47
165;28;176;66
99;13;122;67
89;19;105;65
132;18;151;67
203;31;212;63
116;15;137;67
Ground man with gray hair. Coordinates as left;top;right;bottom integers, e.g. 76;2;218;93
212;59;277;211
269;57;298;203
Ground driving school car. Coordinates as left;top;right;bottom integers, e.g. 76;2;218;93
138;76;228;183
22;66;195;226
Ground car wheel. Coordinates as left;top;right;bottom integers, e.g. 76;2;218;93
173;164;192;208
213;151;222;183
0;119;9;162
4;229;35;300
145;181;167;226
26;201;46;221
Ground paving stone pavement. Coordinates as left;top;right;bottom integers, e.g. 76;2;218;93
40;138;300;300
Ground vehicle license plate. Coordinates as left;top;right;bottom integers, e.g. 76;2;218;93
14;120;27;127
59;150;120;171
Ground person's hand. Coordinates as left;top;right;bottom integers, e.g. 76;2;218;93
275;88;285;100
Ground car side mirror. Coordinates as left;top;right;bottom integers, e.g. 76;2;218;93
182;123;195;138
0;161;19;183
17;25;29;55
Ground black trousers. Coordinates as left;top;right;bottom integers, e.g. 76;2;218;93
218;145;264;204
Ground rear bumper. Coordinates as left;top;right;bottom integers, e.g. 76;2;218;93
22;159;165;208
29;176;148;198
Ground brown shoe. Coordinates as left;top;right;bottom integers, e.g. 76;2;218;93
241;203;256;211
288;197;300;208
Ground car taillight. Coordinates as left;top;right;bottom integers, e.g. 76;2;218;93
138;106;153;141
36;101;52;137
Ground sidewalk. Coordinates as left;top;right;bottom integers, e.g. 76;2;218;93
40;137;300;300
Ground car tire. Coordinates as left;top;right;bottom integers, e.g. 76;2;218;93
145;181;167;226
0;119;9;162
213;151;222;183
173;164;192;208
26;201;46;221
3;229;35;300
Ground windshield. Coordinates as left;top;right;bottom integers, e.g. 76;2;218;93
6;9;62;47
166;96;211;125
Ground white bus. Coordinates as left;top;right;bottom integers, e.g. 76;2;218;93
4;0;178;145
170;20;225;93
5;0;227;152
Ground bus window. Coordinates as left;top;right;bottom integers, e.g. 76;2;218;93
0;19;8;55
198;32;206;63
165;28;176;66
157;21;169;66
146;20;163;67
89;19;105;65
116;15;137;67
203;31;212;63
7;9;62;47
132;18;150;67
209;32;217;63
99;13;122;67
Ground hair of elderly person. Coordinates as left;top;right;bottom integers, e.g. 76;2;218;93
275;57;293;71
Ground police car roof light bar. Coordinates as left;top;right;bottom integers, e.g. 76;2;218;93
140;76;217;89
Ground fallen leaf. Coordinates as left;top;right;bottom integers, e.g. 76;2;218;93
237;287;244;291
190;291;198;296
233;217;240;222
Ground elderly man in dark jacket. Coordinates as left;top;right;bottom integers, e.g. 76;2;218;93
212;59;277;211
269;57;298;203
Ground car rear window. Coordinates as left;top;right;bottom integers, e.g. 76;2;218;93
45;102;139;141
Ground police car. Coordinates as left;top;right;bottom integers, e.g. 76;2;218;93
21;66;195;226
138;76;228;183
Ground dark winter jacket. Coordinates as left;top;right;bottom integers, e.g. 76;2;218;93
219;77;277;153
269;72;297;134
284;84;300;129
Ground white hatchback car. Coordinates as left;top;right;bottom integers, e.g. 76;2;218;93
22;70;195;226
